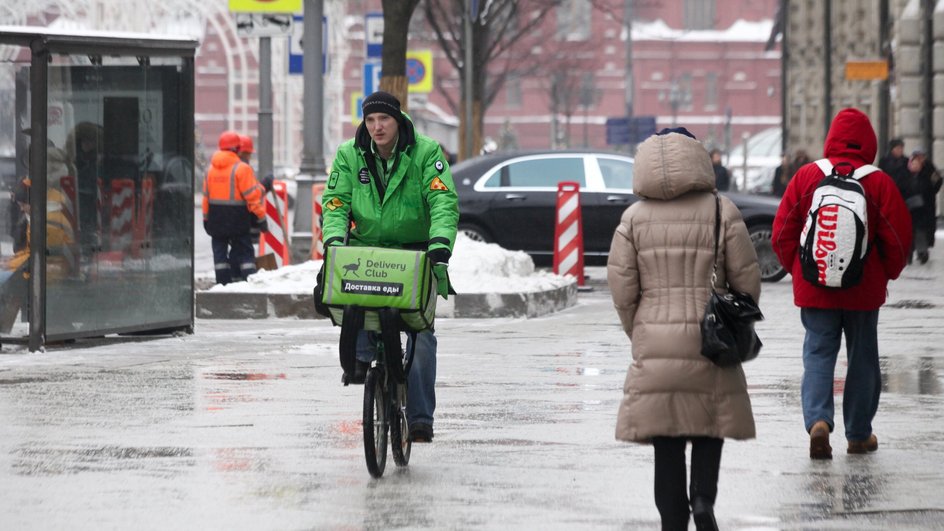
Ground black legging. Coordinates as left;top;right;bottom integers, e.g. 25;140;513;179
652;436;724;531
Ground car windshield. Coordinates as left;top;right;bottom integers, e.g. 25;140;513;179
503;156;585;188
599;157;633;190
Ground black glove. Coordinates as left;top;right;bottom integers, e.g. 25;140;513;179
262;174;274;193
251;217;269;235
427;248;451;266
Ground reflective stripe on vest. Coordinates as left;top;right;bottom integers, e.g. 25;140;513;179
208;162;247;206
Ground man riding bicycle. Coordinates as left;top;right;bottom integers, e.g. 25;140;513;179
322;90;459;443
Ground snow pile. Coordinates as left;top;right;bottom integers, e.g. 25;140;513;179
207;234;574;294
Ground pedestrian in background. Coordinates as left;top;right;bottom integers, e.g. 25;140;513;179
772;108;911;460
709;149;731;191
608;127;760;531
202;130;267;285
879;138;912;201
771;153;790;197
907;148;943;264
238;134;273;193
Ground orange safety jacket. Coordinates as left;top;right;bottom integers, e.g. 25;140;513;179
202;150;266;238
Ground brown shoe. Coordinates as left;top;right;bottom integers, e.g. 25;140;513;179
809;421;832;460
847;434;878;454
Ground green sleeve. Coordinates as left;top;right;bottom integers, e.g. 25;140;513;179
421;142;459;253
322;146;354;247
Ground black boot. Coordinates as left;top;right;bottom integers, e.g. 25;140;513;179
691;497;718;531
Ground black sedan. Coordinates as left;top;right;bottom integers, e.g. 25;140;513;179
451;150;786;282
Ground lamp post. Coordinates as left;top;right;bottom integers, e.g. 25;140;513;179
668;81;681;127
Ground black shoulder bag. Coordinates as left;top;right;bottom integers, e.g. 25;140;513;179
700;194;764;367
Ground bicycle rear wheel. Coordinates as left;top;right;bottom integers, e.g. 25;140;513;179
390;383;411;467
363;367;388;478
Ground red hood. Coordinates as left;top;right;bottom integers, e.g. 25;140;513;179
823;108;877;165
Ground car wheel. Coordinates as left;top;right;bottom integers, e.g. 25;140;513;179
749;223;787;283
458;223;491;243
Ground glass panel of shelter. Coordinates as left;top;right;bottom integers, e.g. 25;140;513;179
42;53;192;338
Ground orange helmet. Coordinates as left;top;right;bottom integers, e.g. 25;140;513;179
218;130;241;151
239;134;254;154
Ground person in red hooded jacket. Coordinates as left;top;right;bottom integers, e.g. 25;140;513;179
772;108;912;460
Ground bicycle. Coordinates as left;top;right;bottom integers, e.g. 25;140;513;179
316;245;437;478
339;306;416;477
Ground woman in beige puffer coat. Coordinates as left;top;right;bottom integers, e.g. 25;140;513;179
607;128;761;531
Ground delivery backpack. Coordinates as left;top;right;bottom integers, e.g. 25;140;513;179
799;159;878;288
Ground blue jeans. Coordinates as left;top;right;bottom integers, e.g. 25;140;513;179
356;329;437;426
800;308;881;442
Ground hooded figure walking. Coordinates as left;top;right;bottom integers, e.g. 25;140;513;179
608;127;761;530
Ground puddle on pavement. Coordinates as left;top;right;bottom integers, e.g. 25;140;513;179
12;445;194;476
885;299;936;309
882;357;941;395
0;377;49;385
202;372;287;381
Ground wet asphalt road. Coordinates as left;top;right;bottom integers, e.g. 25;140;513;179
2;252;944;529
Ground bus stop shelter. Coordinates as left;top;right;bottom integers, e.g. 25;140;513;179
0;26;198;351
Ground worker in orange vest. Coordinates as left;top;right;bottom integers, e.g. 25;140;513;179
202;130;267;285
238;134;273;192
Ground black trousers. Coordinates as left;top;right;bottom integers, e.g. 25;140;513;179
211;233;256;285
652;436;724;531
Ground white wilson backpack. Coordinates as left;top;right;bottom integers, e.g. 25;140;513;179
798;159;878;288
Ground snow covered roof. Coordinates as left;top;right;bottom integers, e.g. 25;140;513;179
629;19;775;43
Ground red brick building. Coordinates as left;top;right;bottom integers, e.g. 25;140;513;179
331;0;782;156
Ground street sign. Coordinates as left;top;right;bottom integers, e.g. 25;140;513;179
406;50;433;93
363;61;382;97
845;60;888;81
605;117;631;145
229;0;302;13
235;13;293;37
351;91;363;126
629;116;657;143
288;15;327;75
365;12;384;59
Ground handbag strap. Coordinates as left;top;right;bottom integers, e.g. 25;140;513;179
710;193;721;289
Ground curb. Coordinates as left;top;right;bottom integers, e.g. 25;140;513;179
195;281;578;320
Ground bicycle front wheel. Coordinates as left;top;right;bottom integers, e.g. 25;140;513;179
390;383;411;467
363;367;388;478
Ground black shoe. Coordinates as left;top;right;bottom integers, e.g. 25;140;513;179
691;497;718;531
408;422;433;443
918;252;929;264
344;360;369;385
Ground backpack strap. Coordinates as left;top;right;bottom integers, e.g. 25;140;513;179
814;158;879;180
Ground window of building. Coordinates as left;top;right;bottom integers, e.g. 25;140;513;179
556;0;591;41
506;74;522;108
705;72;718;109
683;0;716;30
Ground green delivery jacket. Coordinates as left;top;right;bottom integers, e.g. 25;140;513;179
322;113;459;257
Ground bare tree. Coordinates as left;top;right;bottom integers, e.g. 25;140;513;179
423;0;621;159
378;0;421;112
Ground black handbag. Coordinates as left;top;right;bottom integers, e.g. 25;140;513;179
700;194;764;367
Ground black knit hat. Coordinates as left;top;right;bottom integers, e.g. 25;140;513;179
657;127;697;140
362;91;403;121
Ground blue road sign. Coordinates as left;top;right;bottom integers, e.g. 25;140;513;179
605;117;631;145
289;15;327;75
629;116;657;143
365;12;383;59
363;61;381;96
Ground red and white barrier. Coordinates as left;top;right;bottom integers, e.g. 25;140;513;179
109;178;136;255
258;180;291;268
132;175;155;257
311;183;325;260
552;181;585;286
